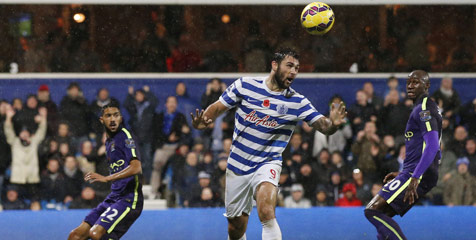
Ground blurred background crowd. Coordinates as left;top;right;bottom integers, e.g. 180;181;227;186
1;75;476;211
0;4;475;73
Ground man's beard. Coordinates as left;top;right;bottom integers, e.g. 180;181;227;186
273;66;288;90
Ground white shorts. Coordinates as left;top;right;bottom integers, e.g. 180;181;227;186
224;163;281;218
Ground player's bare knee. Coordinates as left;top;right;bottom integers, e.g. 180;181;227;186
258;205;275;222
89;229;103;240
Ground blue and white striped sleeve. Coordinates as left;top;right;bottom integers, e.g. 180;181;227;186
219;78;243;109
297;98;323;125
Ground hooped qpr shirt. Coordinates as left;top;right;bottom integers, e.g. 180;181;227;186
219;77;323;175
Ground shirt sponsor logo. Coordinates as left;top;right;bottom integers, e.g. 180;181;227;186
419;110;432;121
110;159;125;170
244;110;278;127
405;131;413;141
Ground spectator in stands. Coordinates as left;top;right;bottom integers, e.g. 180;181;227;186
76;140;96;174
165;144;190;204
314;149;335;185
89;88;120;137
448;126;468;157
441;117;453;147
3;185;27;210
55;122;73;152
199;152;215;174
331;151;352;182
12;98;22;111
37;84;58;136
177;152;200;207
431;77;461;126
4;106;46;201
63;155;83;205
351;168;372;205
348;90;377;133
69;186;100;209
175;81;198;132
201;78;227;151
40;157;66;208
242;20;271;72
380;141;404;180
38;138;58;170
460;97;476;137
213;155;228;200
283;132;306;161
58;142;72;164
362;82;383;111
326;170;343;203
13;94;39;135
313;185;332;206
124;85;158;182
137;24;171;72
284;184;312;208
383;76;405;100
150;96;190;198
169;32;201;72
429;141;457;205
0;101;11;203
59;82;90;146
352;121;386;181
189;171;221;207
296;163;318;200
190;187;220;208
335;183;362;207
465;138;476;176
379;89;411;139
312;95;352;156
443;157;476;206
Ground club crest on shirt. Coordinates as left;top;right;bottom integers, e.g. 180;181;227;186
110;142;115;152
125;139;136;148
419;110;432;121
277;104;288;115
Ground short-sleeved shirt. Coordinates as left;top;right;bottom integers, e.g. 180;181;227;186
105;127;142;199
219;77;323;175
402;95;442;175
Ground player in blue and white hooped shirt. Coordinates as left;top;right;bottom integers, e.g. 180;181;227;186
191;48;347;240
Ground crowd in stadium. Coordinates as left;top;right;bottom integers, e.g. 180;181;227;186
1;75;476;211
1;5;475;73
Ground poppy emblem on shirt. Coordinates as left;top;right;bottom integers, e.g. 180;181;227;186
277;104;288;114
262;99;270;108
419;110;432;121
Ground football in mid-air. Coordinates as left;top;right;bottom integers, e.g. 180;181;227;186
300;2;335;35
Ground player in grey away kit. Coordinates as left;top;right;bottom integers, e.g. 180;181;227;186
364;70;442;240
69;102;143;240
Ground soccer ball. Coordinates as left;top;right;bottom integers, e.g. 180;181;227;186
300;2;335;35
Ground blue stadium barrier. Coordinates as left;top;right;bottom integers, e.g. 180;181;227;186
0;76;475;122
1;206;475;240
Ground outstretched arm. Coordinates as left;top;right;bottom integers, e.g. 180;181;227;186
85;159;142;183
191;100;229;130
311;101;347;135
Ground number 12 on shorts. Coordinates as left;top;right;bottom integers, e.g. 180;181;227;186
101;207;118;222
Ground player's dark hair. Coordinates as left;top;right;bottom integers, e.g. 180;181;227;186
272;48;300;64
101;102;121;116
